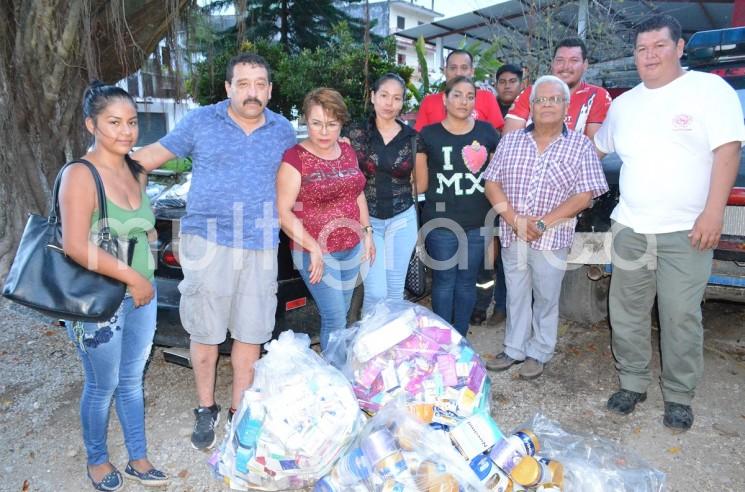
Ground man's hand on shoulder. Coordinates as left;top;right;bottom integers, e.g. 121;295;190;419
688;208;723;250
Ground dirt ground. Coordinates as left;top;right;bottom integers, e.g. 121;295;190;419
0;296;743;492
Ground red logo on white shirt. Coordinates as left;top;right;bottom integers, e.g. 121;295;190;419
672;114;693;131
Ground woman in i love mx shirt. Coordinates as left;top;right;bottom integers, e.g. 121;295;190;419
415;76;500;335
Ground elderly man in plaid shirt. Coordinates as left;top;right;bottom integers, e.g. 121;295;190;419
482;75;608;379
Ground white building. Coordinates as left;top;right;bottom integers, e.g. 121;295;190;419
115;24;199;146
341;1;442;80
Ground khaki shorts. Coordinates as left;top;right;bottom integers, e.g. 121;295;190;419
177;234;278;345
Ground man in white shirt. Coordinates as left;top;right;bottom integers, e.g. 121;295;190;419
594;15;745;431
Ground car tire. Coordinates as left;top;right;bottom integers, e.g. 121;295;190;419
559;265;610;324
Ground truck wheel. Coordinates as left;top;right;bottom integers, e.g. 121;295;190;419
559;265;610;324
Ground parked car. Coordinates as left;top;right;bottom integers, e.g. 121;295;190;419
559;26;745;323
148;169;429;352
148;170;327;352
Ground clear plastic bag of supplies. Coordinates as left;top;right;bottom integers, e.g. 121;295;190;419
514;413;665;492
315;400;487;491
324;300;491;424
211;331;365;491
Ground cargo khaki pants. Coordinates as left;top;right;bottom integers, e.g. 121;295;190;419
608;222;713;405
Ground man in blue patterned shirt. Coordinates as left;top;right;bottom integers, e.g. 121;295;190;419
482;75;608;379
134;53;296;450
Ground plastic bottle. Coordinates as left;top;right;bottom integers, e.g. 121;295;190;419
510;455;564;488
469;453;512;491
324;446;372;489
488;430;540;475
232;407;264;475
360;428;408;480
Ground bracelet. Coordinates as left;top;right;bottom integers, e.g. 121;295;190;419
362;225;373;234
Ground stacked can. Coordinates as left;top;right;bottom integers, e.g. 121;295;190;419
316;403;485;492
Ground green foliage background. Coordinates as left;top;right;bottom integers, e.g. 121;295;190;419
190;24;413;121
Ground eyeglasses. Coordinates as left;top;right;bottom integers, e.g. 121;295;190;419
532;96;567;106
308;120;341;132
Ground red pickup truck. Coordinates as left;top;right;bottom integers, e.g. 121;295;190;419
560;26;745;323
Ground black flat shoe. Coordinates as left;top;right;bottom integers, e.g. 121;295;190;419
124;462;170;487
87;466;123;491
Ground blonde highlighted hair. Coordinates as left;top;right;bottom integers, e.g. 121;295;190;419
302;87;349;125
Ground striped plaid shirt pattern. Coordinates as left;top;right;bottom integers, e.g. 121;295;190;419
483;125;608;250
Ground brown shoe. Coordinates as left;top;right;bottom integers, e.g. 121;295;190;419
488;309;506;325
470;309;487;325
518;357;544;379
485;352;521;371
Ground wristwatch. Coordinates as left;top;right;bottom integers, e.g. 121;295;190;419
536;219;546;233
362;225;373;234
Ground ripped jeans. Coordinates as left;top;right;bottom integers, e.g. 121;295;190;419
66;287;156;466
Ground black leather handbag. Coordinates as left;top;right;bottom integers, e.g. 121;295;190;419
2;159;134;322
405;135;428;298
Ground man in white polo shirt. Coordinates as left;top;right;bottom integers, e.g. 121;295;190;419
594;15;745;431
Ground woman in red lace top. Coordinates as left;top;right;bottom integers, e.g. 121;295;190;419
277;88;374;350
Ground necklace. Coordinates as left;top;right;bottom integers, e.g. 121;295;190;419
304;140;341;161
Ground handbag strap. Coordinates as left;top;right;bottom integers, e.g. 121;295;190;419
409;134;423;249
49;159;111;239
410;134;420;227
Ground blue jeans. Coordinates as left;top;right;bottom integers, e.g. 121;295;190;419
475;238;507;314
294;243;362;350
425;227;486;336
363;206;418;315
66;288;157;466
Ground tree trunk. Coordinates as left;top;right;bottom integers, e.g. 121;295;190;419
280;0;289;52
0;0;188;278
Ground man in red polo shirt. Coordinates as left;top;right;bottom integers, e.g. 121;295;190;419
503;38;611;139
414;49;504;131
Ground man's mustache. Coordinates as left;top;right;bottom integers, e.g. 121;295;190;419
243;97;263;106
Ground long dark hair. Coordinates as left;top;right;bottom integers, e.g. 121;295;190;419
83;80;144;180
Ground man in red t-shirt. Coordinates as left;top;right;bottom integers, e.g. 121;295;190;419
503;38;612;139
414;50;504;131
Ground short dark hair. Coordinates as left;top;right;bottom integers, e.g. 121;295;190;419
445;49;473;67
444;76;476;96
553;37;587;60
496;64;523;81
226;53;272;83
635;15;682;44
303;87;349;125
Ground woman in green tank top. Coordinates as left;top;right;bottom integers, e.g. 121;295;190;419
58;82;168;490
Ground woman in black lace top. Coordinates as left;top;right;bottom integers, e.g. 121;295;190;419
346;73;418;314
